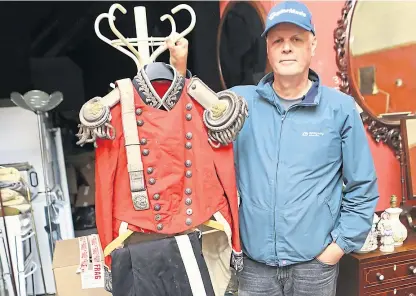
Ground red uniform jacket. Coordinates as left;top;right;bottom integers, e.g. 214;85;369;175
95;78;241;268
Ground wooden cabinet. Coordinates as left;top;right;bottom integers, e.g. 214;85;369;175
337;231;416;295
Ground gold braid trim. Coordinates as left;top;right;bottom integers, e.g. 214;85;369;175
76;97;115;148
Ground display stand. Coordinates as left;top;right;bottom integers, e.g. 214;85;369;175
94;2;196;80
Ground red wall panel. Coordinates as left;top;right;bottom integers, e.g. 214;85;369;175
351;43;416;115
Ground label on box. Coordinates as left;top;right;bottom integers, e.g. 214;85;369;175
77;236;89;273
77;234;105;289
81;264;104;289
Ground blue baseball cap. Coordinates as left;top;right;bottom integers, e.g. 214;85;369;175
261;1;315;37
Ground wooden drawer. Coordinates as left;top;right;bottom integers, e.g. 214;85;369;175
337;229;416;296
364;259;416;288
364;282;416;295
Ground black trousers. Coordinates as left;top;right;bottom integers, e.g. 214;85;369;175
111;231;215;296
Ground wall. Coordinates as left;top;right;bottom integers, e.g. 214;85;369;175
351;43;416;115
219;0;401;211
350;1;416;56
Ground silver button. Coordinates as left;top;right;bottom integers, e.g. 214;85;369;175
140;138;147;145
185;114;192;121
185;218;192;225
191;84;196;90
186;208;193;215
149;178;156;185
137;119;144;126
136;108;143;115
185;188;192;195
186;103;192;110
185;142;192;149
142;149;149;156
147;167;154;174
185;170;192;178
185;160;192;167
157;223;163;231
185;198;192;205
154;204;161;211
153;193;160;200
155;214;161;221
186;132;193;140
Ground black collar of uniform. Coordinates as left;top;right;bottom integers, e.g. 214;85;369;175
133;64;185;111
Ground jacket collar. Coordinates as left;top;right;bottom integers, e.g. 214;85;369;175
255;69;321;106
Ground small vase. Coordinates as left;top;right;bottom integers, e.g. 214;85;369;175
384;207;408;246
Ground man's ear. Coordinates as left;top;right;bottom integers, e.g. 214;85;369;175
266;37;269;54
311;35;317;57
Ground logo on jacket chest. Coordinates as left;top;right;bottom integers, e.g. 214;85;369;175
302;131;324;137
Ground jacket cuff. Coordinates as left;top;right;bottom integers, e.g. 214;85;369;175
331;229;354;254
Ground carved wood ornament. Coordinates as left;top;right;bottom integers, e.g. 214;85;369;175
333;0;402;160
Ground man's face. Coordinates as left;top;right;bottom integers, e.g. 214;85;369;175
266;23;316;77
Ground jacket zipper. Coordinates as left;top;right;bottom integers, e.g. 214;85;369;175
272;90;317;264
274;103;299;266
274;110;286;265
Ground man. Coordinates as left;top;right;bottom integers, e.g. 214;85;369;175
168;1;379;295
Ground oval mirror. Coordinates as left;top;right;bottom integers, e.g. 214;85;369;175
349;1;416;124
217;1;268;89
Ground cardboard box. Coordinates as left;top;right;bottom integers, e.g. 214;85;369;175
80;162;95;187
75;185;95;207
66;164;78;195
53;235;110;296
66;152;95;171
70;194;76;207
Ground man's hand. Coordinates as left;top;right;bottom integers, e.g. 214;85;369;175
166;32;189;77
316;242;345;266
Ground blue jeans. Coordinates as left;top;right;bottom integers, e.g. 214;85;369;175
237;255;339;296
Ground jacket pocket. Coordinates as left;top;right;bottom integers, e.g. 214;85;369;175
323;195;336;229
281;195;335;260
239;200;275;263
323;194;340;229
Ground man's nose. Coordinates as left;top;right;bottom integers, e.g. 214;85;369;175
281;41;292;53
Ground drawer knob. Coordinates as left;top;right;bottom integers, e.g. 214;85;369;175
376;272;384;281
409;266;416;274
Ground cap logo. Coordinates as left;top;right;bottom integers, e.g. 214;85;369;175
268;8;306;20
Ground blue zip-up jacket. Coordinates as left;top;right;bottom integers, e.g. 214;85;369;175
231;70;379;267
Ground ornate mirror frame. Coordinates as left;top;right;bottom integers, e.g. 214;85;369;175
334;0;402;160
216;1;269;90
